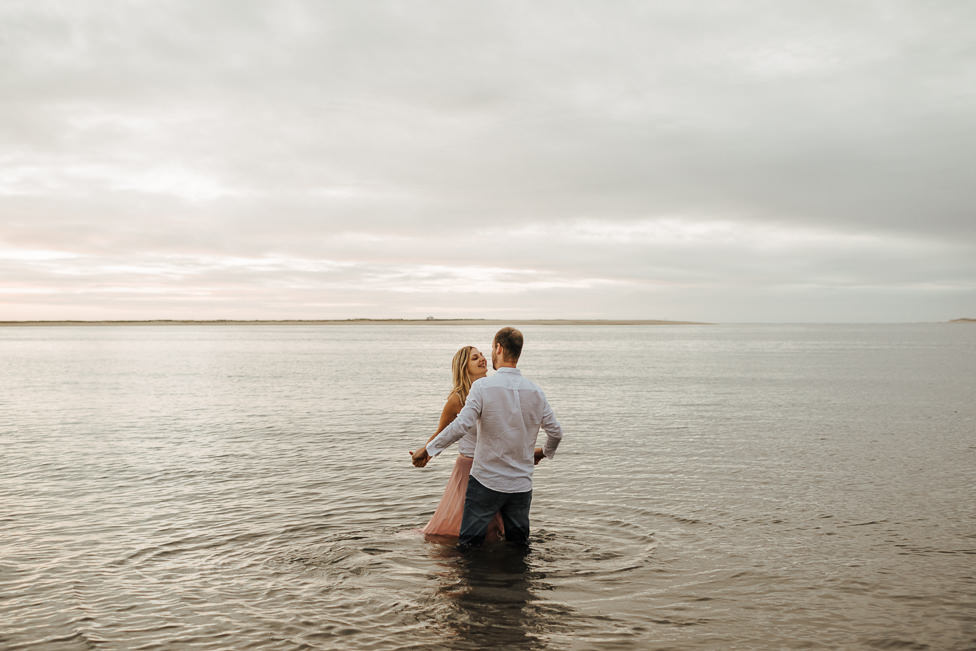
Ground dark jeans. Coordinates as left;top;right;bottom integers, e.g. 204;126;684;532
458;475;532;549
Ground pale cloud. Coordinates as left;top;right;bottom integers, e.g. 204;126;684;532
1;0;974;321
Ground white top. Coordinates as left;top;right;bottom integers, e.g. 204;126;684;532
426;368;563;493
458;421;477;457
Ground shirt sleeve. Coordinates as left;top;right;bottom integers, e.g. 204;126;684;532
540;398;563;459
426;381;483;457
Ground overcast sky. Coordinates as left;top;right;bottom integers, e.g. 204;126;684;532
2;1;974;322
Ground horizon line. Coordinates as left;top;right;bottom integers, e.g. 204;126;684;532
0;318;713;326
0;318;971;326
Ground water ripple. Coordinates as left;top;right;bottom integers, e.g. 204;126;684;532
2;324;974;648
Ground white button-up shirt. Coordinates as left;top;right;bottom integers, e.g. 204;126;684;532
426;367;563;493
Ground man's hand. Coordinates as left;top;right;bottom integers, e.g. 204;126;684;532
410;447;431;468
534;447;545;465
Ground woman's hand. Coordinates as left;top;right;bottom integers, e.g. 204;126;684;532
534;447;545;465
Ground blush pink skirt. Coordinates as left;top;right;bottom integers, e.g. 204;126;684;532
422;455;504;541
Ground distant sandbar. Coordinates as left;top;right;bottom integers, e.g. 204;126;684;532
0;318;710;327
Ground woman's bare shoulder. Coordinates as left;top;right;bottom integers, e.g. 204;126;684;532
444;391;463;410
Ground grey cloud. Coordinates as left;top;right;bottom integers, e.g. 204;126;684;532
1;1;974;321
6;2;975;232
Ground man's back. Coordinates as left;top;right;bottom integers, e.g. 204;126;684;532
465;367;562;493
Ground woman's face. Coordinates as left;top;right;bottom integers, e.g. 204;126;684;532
467;348;488;378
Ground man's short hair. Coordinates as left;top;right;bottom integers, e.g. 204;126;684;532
493;327;523;362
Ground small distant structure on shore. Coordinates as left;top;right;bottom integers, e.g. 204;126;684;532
425;315;436;321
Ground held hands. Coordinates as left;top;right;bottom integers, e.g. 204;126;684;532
410;447;431;468
413;446;541;466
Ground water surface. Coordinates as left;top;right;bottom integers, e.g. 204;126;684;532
1;324;973;649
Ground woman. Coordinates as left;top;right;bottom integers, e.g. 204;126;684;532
421;345;504;540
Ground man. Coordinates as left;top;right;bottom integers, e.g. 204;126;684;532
411;327;563;549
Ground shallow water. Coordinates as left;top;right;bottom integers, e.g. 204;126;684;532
1;324;974;649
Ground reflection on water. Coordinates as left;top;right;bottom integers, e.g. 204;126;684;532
426;543;557;650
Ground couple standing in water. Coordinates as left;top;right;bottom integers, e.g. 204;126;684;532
410;327;564;549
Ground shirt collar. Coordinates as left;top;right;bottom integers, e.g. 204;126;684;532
496;367;521;375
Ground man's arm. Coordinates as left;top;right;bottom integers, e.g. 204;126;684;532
427;393;462;444
410;383;483;467
539;399;563;459
427;383;482;456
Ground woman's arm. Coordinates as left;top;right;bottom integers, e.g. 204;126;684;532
412;386;482;467
426;392;462;444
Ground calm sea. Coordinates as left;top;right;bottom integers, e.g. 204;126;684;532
1;324;973;650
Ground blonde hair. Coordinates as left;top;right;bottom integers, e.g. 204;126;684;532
450;345;476;406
